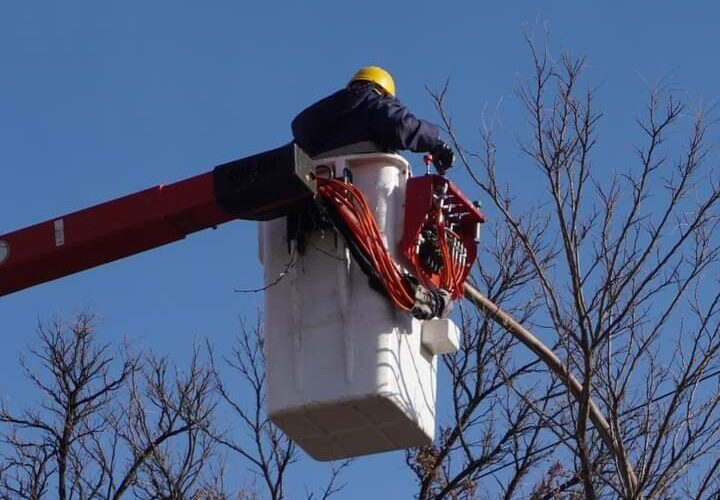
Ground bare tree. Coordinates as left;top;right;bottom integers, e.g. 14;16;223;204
111;347;218;499
0;314;220;499
0;314;136;499
425;33;720;499
405;215;570;499
0;313;351;500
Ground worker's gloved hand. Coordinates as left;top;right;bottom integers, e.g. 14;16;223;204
431;142;454;175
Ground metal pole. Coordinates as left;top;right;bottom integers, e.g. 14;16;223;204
463;282;639;495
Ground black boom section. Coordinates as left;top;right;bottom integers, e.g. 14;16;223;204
213;144;316;220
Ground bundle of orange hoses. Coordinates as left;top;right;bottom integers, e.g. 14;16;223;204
317;177;414;311
401;206;466;297
436;226;465;293
316;176;466;311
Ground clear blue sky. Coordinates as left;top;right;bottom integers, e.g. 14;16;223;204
1;1;718;497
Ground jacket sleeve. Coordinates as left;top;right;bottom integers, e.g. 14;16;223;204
368;97;442;153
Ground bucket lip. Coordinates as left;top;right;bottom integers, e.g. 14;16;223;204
312;152;410;169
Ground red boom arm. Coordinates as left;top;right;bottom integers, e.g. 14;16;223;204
0;145;315;297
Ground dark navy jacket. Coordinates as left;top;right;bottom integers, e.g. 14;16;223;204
291;83;443;157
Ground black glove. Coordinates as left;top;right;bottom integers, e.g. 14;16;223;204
431;142;454;175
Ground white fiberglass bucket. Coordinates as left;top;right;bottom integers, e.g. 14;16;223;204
259;153;439;461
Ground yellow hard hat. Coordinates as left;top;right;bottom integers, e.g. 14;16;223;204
349;66;396;97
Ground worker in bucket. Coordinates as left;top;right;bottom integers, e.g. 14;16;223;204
291;65;455;175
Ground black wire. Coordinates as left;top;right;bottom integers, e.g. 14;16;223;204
233;246;298;293
233;201;309;294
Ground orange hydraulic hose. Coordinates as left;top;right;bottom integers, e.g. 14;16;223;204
317;177;469;312
317;178;415;310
